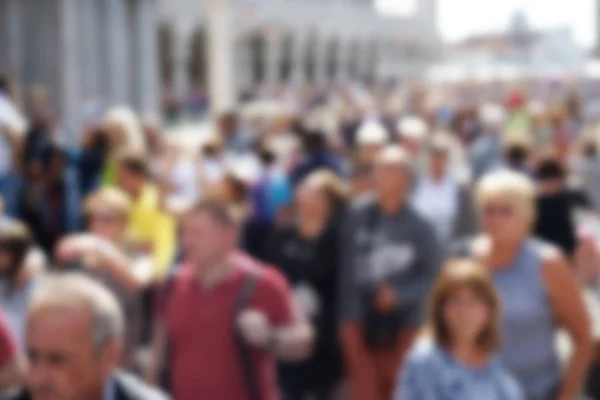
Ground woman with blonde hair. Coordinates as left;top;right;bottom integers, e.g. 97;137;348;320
262;169;348;400
55;187;154;368
451;169;592;400
100;107;146;186
397;259;523;400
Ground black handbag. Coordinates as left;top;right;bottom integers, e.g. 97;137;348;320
361;205;405;350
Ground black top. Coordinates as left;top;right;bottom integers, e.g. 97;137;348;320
6;371;169;400
534;189;586;257
262;220;343;391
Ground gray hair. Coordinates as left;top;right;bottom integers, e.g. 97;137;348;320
29;273;124;352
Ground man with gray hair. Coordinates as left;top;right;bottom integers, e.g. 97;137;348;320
6;273;168;400
339;145;443;400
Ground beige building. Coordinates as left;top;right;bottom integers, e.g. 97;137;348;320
0;0;440;127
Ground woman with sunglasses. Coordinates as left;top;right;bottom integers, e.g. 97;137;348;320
397;259;523;400
55;187;154;368
452;169;592;400
262;169;348;400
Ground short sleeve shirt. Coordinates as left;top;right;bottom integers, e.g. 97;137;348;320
159;253;295;400
0;310;17;367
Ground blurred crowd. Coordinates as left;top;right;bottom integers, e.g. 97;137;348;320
3;72;600;400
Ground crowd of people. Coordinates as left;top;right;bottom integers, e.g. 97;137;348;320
2;71;600;400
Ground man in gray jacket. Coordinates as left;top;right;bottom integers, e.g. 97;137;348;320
339;145;443;400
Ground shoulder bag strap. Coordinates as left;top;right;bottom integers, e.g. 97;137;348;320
233;273;261;400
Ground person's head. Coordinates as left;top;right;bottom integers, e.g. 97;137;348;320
42;147;67;184
478;103;506;134
26;274;123;400
215;171;249;206
296;169;348;224
83;188;131;242
373;145;413;202
503;134;532;169
0;72;14;98
201;135;224;158
476;170;535;243
115;148;149;195
180;199;243;270
356;121;389;162
582;137;598;160
0;222;32;285
428;133;452;180
429;259;500;352
103;107;145;154
397;116;428;155
218;112;239;138
534;153;566;183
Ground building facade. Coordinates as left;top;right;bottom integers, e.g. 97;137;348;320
0;0;159;129
159;0;442;100
0;0;440;126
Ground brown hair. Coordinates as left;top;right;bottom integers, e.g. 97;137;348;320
115;147;149;176
429;259;501;352
302;169;349;210
0;222;33;287
184;198;245;227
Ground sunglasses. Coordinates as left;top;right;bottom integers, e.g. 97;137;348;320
482;204;515;217
88;213;122;224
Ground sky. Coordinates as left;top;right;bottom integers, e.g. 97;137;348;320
376;0;597;48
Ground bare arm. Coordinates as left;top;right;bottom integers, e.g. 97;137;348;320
56;235;153;291
542;252;593;400
271;315;314;362
143;322;168;386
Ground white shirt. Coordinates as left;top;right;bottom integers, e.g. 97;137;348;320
412;174;459;244
0;93;26;175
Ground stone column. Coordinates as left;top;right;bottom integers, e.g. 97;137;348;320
59;0;81;130
264;31;281;85
135;0;160;115
79;0;101;99
205;0;235;115
313;35;328;86
235;37;252;91
105;0;130;105
290;32;306;85
6;0;23;81
336;39;349;83
172;24;192;108
356;38;370;82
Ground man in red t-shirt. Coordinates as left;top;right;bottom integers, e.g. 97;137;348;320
144;199;314;400
0;309;24;393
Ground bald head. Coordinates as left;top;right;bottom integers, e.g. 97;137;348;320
374;145;414;202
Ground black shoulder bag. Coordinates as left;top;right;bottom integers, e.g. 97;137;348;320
361;204;405;350
233;273;261;400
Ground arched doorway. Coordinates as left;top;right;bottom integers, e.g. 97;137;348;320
158;23;173;87
280;32;293;82
249;32;265;85
189;27;207;89
304;31;317;83
326;37;339;81
347;39;359;80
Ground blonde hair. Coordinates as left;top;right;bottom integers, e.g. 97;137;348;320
476;170;536;223
104;106;145;152
302;169;349;209
84;187;132;219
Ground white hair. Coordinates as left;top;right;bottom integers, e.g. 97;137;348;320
357;120;388;146
29;273;124;351
478;103;506;127
397;116;428;141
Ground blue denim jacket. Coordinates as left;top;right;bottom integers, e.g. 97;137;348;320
396;339;524;400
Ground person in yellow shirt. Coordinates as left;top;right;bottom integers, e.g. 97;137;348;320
114;149;176;279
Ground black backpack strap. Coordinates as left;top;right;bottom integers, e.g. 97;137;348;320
233;273;261;400
159;274;177;393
